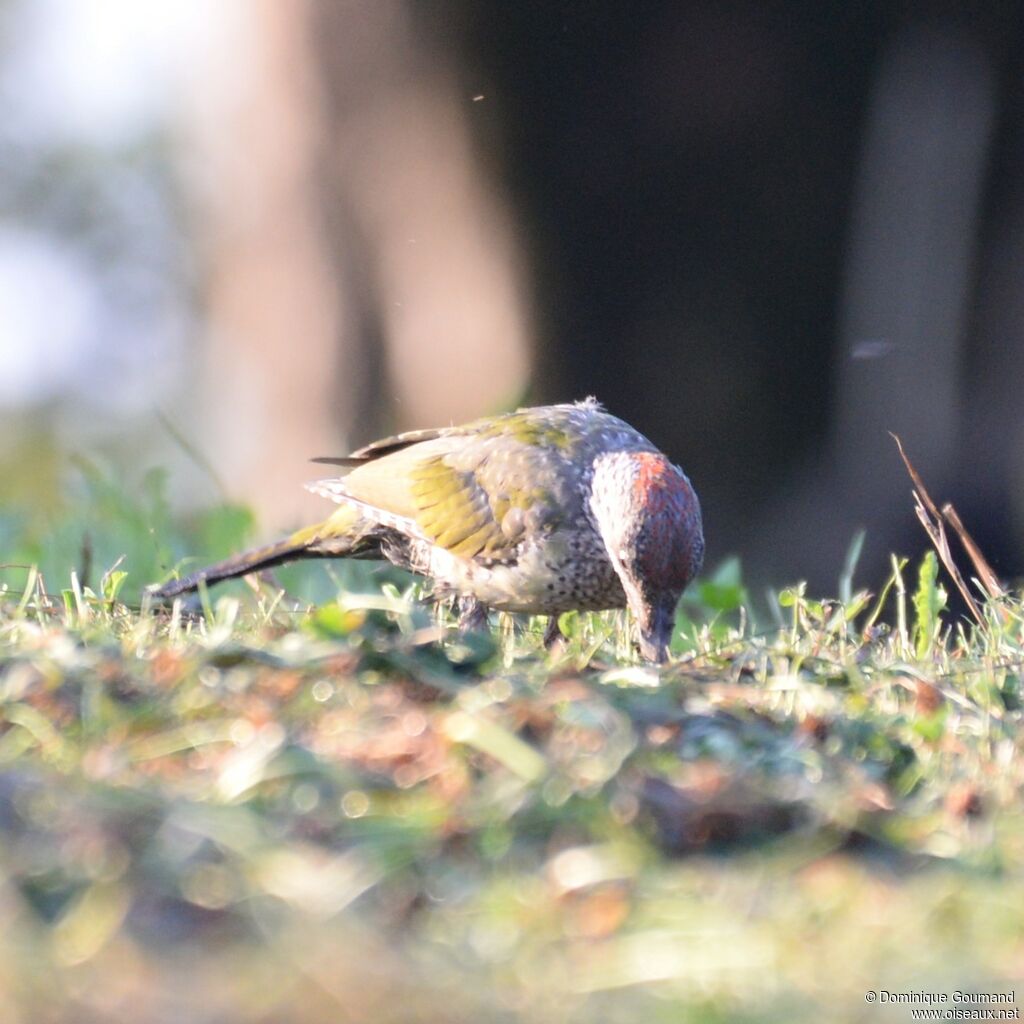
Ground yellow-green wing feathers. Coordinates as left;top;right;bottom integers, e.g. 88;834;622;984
407;456;509;558
311;425;571;563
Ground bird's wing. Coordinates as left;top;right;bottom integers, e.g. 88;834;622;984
311;427;452;468
313;431;569;563
313;403;588;467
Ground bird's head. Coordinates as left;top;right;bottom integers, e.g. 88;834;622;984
590;450;704;663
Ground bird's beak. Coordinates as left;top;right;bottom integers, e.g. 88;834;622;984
633;595;678;664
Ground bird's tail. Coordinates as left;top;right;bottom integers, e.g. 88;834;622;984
150;508;371;600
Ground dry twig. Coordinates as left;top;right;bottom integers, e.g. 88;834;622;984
891;433;1006;625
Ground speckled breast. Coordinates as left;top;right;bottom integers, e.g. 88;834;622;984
425;526;626;615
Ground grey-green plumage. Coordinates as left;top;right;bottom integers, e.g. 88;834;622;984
152;399;704;662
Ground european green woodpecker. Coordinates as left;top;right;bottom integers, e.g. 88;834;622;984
151;399;704;662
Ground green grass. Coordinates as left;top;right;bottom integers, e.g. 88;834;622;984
1;473;1023;1023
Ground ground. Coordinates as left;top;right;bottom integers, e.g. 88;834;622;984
0;473;1022;1022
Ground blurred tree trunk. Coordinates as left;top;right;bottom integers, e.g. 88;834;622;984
753;24;998;584
186;0;531;530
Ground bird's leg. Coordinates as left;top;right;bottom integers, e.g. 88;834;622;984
457;595;489;633
542;616;564;650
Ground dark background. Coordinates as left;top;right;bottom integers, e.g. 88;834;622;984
451;0;1024;592
3;0;1023;596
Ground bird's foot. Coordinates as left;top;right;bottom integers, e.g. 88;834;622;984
457;596;489;633
542;615;566;653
